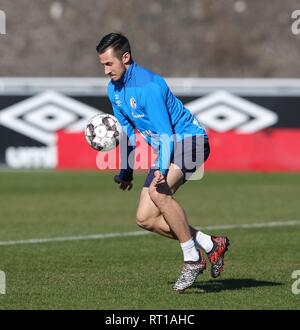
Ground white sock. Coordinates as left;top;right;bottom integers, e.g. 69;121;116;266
195;231;213;253
180;238;199;262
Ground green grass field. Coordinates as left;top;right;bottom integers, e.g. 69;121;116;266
0;171;299;309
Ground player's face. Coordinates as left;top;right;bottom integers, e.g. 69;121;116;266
99;48;130;82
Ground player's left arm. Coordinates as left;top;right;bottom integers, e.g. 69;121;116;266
143;82;175;178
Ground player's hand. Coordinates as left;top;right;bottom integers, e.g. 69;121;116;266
152;170;166;186
149;170;171;204
114;175;133;191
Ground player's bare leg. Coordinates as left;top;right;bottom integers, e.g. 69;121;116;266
136;164;229;282
148;175;191;243
136;164;205;243
141;165;203;291
137;187;198;241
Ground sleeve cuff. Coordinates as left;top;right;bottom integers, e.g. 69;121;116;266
160;168;168;177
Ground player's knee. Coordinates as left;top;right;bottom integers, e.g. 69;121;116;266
136;213;155;231
148;189;171;210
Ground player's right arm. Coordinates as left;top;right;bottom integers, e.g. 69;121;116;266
113;110;135;190
108;87;136;190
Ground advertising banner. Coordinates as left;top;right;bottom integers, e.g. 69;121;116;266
0;79;299;171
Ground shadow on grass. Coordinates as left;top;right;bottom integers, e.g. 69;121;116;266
169;278;283;294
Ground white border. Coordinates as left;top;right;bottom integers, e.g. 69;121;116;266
1;78;300;96
0;220;299;246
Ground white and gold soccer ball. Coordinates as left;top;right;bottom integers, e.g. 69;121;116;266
85;114;123;151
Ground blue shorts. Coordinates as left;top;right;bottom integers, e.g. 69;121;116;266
143;135;210;187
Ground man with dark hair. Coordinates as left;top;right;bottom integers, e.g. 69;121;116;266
96;33;131;60
96;33;229;292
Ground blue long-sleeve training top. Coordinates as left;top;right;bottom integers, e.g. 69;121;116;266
107;61;207;179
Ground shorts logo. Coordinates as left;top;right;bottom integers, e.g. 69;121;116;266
130;97;137;109
185;91;278;133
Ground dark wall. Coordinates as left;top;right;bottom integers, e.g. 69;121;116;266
1;0;300;77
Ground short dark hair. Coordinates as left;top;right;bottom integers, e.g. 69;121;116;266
96;33;131;59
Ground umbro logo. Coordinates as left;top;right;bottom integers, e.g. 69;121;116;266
185;91;278;133
0;91;101;145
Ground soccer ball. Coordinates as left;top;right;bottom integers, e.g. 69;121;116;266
85;114;123;151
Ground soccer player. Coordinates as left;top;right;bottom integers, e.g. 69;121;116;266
96;33;229;292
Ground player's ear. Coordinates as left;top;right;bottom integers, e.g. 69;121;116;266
122;52;131;65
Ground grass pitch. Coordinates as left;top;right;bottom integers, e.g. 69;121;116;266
0;171;299;309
